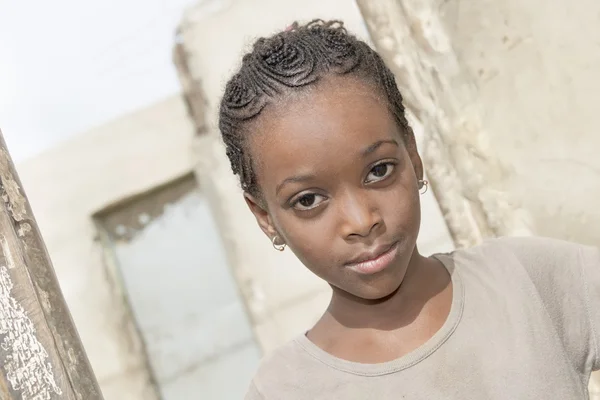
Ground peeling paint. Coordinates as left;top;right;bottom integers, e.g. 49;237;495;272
0;148;27;222
0;266;62;399
0;237;16;271
39;288;53;313
17;222;32;237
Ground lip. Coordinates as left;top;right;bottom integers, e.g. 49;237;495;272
345;242;399;275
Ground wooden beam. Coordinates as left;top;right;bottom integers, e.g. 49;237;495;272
0;130;103;399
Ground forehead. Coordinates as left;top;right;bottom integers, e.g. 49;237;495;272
248;77;400;190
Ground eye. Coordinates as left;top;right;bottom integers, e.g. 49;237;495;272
365;162;396;183
291;193;327;211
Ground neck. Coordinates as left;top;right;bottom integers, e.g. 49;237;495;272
323;250;445;332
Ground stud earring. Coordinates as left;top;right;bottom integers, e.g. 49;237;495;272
418;179;429;195
272;235;286;251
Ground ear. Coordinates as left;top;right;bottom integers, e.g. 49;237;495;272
404;126;424;182
243;192;280;241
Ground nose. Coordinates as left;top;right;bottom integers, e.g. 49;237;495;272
339;190;383;241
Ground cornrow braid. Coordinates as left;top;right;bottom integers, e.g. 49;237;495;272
219;19;410;198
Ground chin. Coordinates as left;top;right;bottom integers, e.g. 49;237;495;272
338;268;406;301
358;279;404;301
352;253;411;301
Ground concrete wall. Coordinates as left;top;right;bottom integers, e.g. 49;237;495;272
14;95;195;399
438;0;600;247
176;0;455;355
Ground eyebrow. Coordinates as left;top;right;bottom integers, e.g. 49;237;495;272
275;139;399;195
362;139;399;157
276;174;316;195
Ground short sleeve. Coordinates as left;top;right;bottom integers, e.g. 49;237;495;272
245;381;265;400
495;236;599;372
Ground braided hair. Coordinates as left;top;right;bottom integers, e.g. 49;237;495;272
219;20;410;198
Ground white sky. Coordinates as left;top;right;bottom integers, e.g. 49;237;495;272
0;0;198;161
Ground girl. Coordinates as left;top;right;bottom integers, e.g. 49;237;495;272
218;20;599;399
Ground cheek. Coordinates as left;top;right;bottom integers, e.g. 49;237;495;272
382;179;421;233
271;211;344;284
279;216;337;266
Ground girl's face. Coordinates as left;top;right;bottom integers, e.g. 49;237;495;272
245;76;423;300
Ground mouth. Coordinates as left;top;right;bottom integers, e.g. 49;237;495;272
345;241;399;275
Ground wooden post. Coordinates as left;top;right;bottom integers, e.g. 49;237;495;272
0;130;103;399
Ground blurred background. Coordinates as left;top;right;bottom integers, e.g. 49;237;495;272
0;0;599;399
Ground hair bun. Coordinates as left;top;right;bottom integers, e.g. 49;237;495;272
253;34;318;87
221;71;266;119
317;26;361;73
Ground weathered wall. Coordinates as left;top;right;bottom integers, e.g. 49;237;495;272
14;95;195;399
176;0;455;355
438;0;600;247
357;0;600;395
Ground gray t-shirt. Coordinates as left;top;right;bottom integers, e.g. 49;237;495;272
245;237;600;399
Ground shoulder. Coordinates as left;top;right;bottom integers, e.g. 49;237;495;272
484;235;595;259
439;235;595;267
497;236;600;371
476;235;599;278
436;235;585;276
246;337;320;399
439;235;598;304
457;236;600;372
